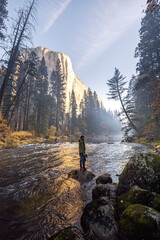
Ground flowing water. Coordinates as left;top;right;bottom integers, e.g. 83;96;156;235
0;141;150;239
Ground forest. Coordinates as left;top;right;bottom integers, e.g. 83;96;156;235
0;0;120;148
107;0;160;143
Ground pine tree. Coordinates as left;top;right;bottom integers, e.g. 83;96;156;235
22;51;39;131
78;91;87;134
107;68;139;134
150;77;160;129
70;90;77;134
51;58;66;133
123;75;139;135
134;1;160;132
79;90;86;121
85;88;95;134
135;2;160;77
34;57;48;135
0;0;8;40
92;91;101;134
2;55;37;127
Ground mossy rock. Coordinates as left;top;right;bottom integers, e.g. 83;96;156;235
153;194;160;212
49;226;88;240
116;185;160;218
81;197;118;240
116;185;155;218
117;153;160;195
119;204;160;240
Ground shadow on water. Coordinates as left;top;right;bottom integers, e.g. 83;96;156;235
0;141;150;239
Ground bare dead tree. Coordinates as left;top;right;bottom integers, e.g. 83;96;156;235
0;0;36;107
3;59;36;124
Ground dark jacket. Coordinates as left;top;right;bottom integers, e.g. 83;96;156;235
78;138;85;154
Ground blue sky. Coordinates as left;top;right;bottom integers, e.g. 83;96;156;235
7;0;145;111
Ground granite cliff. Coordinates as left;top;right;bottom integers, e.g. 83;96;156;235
27;46;100;113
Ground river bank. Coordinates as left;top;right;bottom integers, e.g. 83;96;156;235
0;130;112;150
0;131;67;150
133;137;160;154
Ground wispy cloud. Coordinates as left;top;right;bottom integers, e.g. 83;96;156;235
41;0;72;34
76;0;145;72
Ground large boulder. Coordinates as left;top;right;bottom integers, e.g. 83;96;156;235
153;194;160;212
68;169;95;184
49;226;88;240
96;173;112;185
92;184;108;200
117;153;160;195
119;204;160;240
116;185;155;218
92;183;117;202
81;197;118;240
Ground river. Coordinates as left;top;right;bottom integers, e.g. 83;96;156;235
0;141;150;239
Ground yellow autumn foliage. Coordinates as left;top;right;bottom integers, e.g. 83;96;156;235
45;125;56;138
0;114;10;139
11;131;33;140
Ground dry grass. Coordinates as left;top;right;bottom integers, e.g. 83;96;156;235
0;128;77;150
11;131;33;139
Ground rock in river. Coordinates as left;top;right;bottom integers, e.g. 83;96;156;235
96;173;112;185
119;204;160;240
68;169;95;184
92;183;117;202
49;226;88;240
117;153;160;195
81;197;118;240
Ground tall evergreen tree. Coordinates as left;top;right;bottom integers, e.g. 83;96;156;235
135;2;160;78
0;0;8;40
78;90;87;134
134;1;160;132
78;88;109;136
123;75;139;135
92;91;101;134
85;88;96;134
34;57;48;135
51;58;66;133
70;90;77;134
22;51;39;131
107;68;139;134
2;56;37;127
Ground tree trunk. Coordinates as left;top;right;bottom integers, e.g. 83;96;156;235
0;0;35;106
116;80;140;135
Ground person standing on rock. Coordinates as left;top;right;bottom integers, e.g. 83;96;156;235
78;135;87;171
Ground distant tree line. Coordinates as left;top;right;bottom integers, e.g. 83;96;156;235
107;1;160;140
0;48;119;137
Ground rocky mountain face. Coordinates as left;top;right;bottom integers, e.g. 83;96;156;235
28;46;94;113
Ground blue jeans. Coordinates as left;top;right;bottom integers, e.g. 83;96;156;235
80;153;86;168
